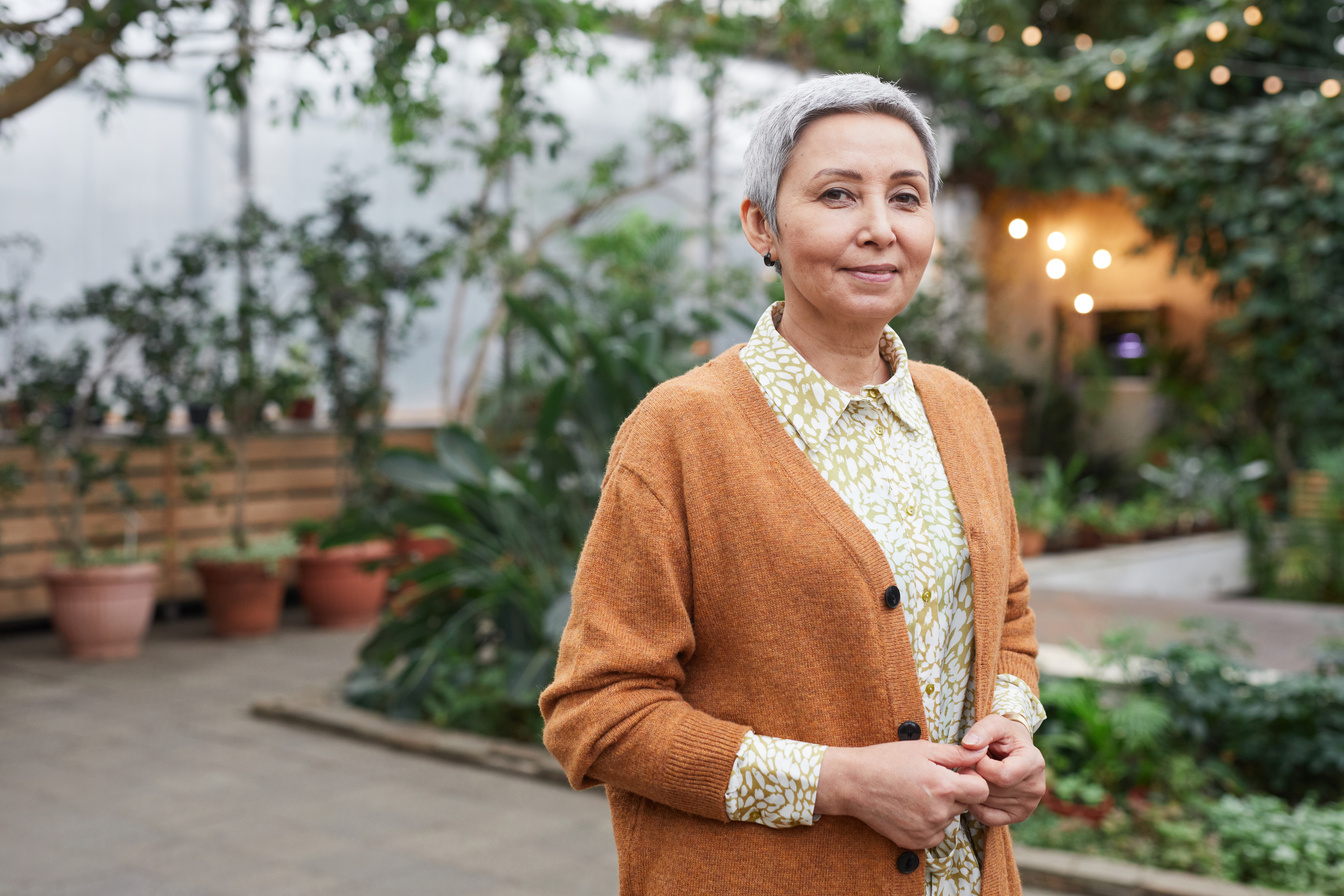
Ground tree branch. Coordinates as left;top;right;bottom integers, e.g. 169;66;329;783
0;26;118;121
454;163;687;422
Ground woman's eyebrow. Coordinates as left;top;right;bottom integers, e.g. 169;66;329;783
811;167;927;182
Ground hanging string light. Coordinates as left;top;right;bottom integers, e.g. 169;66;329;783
1244;6;1263;26
1211;65;1232;85
1264;75;1284;94
1175;49;1195;70
1074;294;1094;314
1207;21;1229;42
1054;85;1072;101
1008;218;1029;239
1075;34;1092;51
941;17;959;35
987;24;1004;42
1105;70;1127;90
1022;25;1042;47
1324;79;1343;98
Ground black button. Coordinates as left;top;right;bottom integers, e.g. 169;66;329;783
897;721;922;741
883;585;901;608
897;851;920;874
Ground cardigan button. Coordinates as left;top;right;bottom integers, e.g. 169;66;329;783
897;721;922;741
883;585;901;608
896;851;920;874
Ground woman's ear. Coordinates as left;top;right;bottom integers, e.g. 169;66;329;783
740;198;775;258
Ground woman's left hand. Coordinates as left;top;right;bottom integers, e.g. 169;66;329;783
959;714;1046;826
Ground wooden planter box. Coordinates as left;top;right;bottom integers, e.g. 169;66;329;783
0;426;433;622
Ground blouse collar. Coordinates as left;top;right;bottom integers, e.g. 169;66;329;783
740;302;927;453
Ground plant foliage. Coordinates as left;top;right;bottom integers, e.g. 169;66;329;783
345;212;742;740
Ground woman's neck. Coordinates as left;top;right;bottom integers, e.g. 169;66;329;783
776;303;892;394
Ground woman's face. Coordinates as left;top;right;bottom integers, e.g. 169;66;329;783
745;112;935;329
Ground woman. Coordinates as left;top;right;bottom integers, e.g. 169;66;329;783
540;73;1046;896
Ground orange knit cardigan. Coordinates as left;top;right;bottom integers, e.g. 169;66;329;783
540;346;1039;896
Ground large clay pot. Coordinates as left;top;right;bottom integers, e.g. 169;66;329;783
1018;527;1048;558
44;562;158;660
196;560;287;637
297;540;395;629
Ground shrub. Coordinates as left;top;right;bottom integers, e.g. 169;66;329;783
1206;796;1344;896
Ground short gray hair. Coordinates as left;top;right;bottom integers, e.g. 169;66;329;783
743;73;940;237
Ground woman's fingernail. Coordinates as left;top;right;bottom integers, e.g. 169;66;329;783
963;733;983;747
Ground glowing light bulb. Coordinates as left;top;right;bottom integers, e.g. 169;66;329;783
1008;218;1029;239
1074;293;1094;314
1046;259;1067;279
1074;34;1092;51
1243;6;1262;26
1264;76;1283;95
1047;231;1067;251
1211;65;1231;85
1323;79;1343;99
941;16;959;35
1175;49;1195;69
1093;249;1112;269
1206;21;1228;42
1022;25;1042;47
1106;70;1127;90
987;24;1005;42
1054;84;1072;101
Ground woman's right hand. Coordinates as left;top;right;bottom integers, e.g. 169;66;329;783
815;741;990;848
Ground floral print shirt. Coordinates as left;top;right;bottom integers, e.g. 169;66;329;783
725;302;1045;896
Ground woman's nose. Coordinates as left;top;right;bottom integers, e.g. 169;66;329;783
857;198;897;247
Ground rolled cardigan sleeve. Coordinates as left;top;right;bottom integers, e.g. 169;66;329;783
539;462;751;822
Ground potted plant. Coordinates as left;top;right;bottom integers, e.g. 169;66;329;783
292;511;396;628
286;186;445;628
272;344;319;423
1;257;205;658
187;204;303;636
1011;455;1086;557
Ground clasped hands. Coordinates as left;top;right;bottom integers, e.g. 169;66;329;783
814;714;1046;849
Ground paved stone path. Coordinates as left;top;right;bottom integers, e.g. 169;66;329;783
0;611;617;896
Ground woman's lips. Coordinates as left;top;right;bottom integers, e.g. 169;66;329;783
845;266;898;283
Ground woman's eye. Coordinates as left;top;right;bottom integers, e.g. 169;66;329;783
822;188;852;201
893;191;921;205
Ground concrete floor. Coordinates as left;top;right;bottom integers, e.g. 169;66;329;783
0;611;617;896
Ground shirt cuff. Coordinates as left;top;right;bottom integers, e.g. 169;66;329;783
992;673;1047;734
724;731;826;829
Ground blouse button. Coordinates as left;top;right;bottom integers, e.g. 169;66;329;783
922;589;932;601
875;425;885;435
905;506;915;516
925;683;935;695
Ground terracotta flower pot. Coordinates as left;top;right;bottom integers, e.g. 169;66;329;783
288;396;316;421
1041;788;1116;826
44;562;158;660
297;540;395;629
390;532;456;589
1018;527;1048;558
196;560;288;637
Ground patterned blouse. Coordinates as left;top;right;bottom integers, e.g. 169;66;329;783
725;302;1045;896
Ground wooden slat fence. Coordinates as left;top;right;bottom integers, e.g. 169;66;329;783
0;426;434;621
